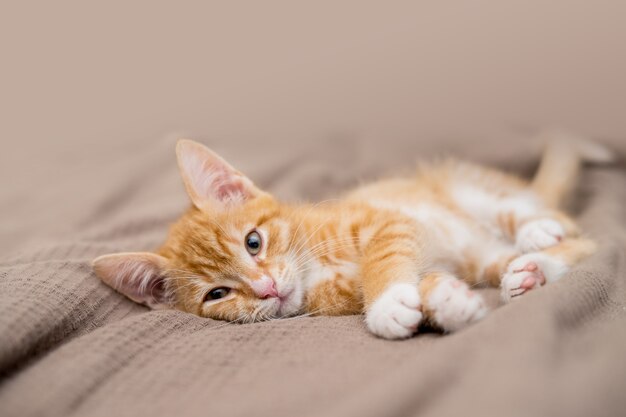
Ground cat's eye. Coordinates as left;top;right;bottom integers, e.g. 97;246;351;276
245;231;262;255
205;287;231;301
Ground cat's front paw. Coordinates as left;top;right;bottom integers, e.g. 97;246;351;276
427;277;488;332
365;283;423;340
501;253;569;302
516;219;565;253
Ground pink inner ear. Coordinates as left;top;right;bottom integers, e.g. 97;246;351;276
94;254;170;308
195;162;254;205
127;273;168;306
181;145;255;207
214;177;251;202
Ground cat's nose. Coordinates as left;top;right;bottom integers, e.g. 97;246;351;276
250;275;278;299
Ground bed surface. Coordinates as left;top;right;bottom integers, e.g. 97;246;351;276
1;3;626;417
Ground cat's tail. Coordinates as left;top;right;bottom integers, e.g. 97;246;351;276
532;129;616;208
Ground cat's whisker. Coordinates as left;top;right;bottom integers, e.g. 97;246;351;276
288;210;372;261
277;298;353;321
285;199;341;256
289;221;328;262
292;238;370;268
292;238;360;263
295;234;388;259
289;231;371;262
93;136;603;340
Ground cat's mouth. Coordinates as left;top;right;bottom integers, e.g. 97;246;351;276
271;287;299;317
278;287;294;302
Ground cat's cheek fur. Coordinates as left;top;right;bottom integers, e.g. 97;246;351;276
365;283;423;340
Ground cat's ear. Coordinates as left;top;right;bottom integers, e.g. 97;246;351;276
92;252;171;309
176;139;262;209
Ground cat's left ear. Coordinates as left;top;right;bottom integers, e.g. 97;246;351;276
92;252;172;309
176;139;263;209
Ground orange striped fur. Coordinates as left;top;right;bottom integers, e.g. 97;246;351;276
93;134;611;339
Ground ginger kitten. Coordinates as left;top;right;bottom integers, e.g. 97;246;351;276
93;134;613;339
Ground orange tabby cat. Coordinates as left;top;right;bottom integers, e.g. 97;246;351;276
93;133;613;339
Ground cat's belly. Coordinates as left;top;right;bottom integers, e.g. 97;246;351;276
365;196;520;286
365;198;497;273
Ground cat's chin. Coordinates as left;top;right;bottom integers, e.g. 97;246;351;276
271;291;302;318
275;303;296;318
268;279;304;318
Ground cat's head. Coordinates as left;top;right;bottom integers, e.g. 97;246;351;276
93;140;307;322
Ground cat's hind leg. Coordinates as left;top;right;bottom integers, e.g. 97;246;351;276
454;184;580;253
500;238;597;302
420;272;489;332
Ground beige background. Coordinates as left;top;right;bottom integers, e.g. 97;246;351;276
2;1;626;253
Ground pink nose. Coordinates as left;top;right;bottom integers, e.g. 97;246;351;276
250;275;278;299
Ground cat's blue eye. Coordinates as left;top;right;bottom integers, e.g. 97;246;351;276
245;231;262;255
205;287;230;301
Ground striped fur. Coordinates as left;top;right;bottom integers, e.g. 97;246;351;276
93;135;611;339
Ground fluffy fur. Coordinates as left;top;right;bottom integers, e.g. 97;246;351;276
93;133;612;339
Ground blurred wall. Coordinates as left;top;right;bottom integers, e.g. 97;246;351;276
1;1;625;246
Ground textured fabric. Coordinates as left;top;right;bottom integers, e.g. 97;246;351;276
1;133;625;417
1;2;626;417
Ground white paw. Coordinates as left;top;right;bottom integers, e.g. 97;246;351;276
428;278;488;332
366;283;423;340
516;219;565;253
501;253;568;302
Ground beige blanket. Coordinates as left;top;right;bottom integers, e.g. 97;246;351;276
1;132;625;417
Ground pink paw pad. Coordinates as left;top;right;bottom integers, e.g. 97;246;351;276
514;262;538;273
509;262;547;298
521;276;539;290
503;253;569;303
